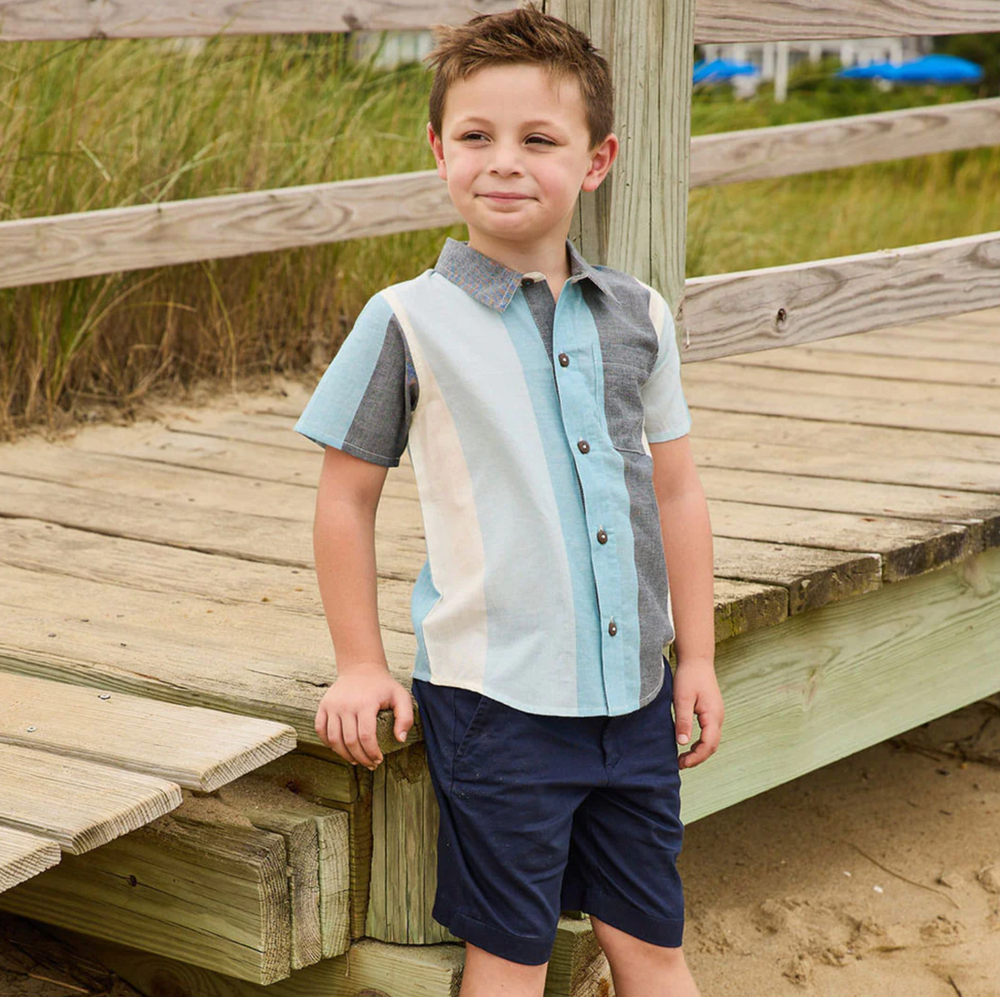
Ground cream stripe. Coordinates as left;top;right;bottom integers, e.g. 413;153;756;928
381;287;489;689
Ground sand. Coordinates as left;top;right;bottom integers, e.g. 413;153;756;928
680;694;1000;996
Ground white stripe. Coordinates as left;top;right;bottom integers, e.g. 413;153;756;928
382;286;490;690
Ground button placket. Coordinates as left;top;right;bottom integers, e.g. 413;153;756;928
551;282;628;710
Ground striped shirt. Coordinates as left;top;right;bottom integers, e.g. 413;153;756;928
295;236;692;716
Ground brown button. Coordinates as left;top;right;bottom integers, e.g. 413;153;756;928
608;618;617;636
597;528;607;544
522;277;534;286
558;353;570;367
577;440;590;454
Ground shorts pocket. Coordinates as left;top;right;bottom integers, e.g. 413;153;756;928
450;687;491;788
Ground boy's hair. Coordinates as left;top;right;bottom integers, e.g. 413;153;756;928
425;2;614;151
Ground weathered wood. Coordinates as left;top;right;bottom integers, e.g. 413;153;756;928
366;742;462;945
0;562;416;750
49;928;467;997
0;806;293;984
0;0;514;40
0;827;61;893
688;406;1000;465
2;0;994;43
681;230;1000;362
713;341;1000;391
690;98;1000;187
63;917;617;996
0;672;296;792
0;472;425;573
0;171;460;290
808;326;1000;366
0;742;182;854
7;98;1000;293
693;1;1000;43
680;545;1000;823
252;748;361;805
206;778;353;964
0;518;416;635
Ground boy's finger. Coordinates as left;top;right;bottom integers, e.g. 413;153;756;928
673;697;695;746
357;710;383;768
392;688;415;743
341;713;376;768
325;712;351;765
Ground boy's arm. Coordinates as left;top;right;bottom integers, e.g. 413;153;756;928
650;434;724;768
313;444;414;768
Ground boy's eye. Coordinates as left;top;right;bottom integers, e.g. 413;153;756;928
461;132;487;141
527;135;556;145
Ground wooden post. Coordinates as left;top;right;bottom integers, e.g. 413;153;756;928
542;0;695;335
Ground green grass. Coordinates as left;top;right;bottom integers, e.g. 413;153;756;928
0;38;997;438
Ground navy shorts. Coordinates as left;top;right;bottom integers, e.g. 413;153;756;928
411;657;684;966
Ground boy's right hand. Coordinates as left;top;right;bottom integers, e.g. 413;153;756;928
314;662;415;770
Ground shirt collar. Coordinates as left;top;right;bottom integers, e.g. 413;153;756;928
433;236;619;312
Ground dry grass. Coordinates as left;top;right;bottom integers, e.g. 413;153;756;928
1;38;997;439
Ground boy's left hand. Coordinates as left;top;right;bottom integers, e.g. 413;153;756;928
672;658;724;769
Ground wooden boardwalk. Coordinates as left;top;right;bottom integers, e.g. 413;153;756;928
1;305;999;833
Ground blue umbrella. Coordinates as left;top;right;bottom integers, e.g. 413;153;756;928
693;58;758;84
836;62;898;79
890;53;983;84
836;53;983;85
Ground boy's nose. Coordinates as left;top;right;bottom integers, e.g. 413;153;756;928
488;146;524;175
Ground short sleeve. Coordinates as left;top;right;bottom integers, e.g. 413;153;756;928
640;295;692;443
294;292;419;467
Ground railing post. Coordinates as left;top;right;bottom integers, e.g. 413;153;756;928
542;0;695;335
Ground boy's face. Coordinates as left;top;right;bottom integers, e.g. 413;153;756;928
427;62;617;250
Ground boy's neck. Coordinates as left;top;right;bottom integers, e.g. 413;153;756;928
467;229;572;290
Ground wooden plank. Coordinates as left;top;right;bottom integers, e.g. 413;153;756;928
684;375;1000;437
692;434;1000;494
0;473;426;570
0;804;293;985
202;777;354;964
693;0;1000;42
3;0;994;43
0;519;416;635
365;742;462;945
708;499;975;581
0;0;515;39
805;328;1000;366
680;545;1000;823
713;342;1000;389
0;672;296;792
713;537;881;615
0;170;461;290
0;562;416;750
690;98;1000;187
0;743;182;854
687;407;1000;465
52;909;613;997
0;827;61;894
48;928;466;997
681;229;1000;362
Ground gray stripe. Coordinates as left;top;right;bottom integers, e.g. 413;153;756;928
341;313;417;466
583;276;675;699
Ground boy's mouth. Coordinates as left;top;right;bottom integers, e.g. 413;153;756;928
478;192;531;201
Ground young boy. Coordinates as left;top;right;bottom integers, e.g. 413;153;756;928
295;5;723;995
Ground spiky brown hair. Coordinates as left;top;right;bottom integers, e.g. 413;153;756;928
425;2;614;151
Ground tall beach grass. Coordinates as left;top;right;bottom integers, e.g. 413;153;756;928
0;36;997;439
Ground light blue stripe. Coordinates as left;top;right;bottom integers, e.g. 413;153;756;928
501;292;607;712
559;286;644;713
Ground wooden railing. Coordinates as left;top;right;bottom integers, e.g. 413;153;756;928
2;0;998;365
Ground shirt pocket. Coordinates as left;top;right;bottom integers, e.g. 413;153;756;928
594;343;653;455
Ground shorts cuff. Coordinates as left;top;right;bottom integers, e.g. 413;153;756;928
561;883;684;948
433;899;556;965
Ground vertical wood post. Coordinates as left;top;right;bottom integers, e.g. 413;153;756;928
542;0;695;336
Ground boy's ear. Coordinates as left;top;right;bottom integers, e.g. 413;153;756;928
581;132;619;193
427;122;447;181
